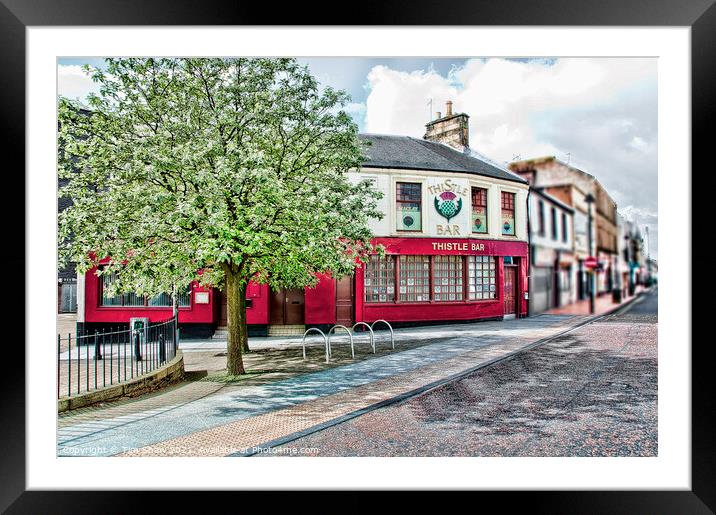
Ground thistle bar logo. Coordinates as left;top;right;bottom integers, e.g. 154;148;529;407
434;191;462;222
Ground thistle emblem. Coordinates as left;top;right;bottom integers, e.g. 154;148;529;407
434;191;462;222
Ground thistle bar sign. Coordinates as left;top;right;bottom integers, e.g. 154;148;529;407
430;179;467;222
434;191;462;222
428;179;468;235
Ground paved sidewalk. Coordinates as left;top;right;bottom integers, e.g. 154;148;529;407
57;313;593;457
57;313;77;353
545;286;646;316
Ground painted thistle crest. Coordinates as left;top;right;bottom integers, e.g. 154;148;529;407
434;190;462;222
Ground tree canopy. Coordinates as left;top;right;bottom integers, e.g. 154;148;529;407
58;57;383;298
59;58;384;373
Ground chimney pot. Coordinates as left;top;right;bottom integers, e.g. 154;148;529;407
424;102;469;151
446;100;453;116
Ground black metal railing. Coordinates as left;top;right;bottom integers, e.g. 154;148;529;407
57;315;179;399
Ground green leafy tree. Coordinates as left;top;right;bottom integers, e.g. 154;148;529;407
58;58;383;375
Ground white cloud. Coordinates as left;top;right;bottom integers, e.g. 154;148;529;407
365;65;458;136
57;64;100;101
363;57;658;256
343;102;366;115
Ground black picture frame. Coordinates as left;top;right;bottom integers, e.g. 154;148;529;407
1;0;711;511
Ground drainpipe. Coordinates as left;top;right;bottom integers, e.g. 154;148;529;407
525;188;532;318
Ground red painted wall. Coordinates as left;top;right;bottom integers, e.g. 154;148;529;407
84;266;215;324
245;282;270;324
519;254;529;316
372;236;528;257
85;236;528;326
304;273;336;325
354;265;365;324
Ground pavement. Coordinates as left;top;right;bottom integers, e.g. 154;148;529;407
57;313;77;354
544;285;645;316
56;288;651;457
264;287;658;457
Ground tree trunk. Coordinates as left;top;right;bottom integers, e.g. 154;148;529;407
225;267;247;376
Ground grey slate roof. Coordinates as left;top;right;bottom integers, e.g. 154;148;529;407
359;134;528;184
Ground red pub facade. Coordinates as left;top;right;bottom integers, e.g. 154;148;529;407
77;104;530;338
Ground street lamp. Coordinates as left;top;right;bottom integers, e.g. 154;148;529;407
584;193;595;314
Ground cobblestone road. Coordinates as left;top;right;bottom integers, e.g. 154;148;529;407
264;288;658;457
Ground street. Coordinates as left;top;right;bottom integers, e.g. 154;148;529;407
56;290;657;458
264;288;658;457
57;310;594;456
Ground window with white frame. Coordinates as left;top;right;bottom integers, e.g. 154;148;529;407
398;255;430;302
396;182;422;231
364;255;395;302
467;255;497;300
501;191;516;236
100;270;191;307
551;207;558;240
432;255;463;301
471;187;488;234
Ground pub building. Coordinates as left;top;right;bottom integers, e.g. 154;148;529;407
76;102;530;338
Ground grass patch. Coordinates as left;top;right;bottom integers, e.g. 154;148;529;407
200;370;274;383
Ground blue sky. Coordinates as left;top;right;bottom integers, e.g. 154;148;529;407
57;57;657;257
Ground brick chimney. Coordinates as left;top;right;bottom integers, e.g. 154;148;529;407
424;100;469;151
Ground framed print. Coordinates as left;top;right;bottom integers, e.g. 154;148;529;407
2;0;713;511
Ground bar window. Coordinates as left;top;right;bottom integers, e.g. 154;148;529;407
471;187;488;233
538;200;545;236
398;255;430;302
432;255;463;301
364;255;395;302
101;270;190;307
501;191;516;236
467;255;497;300
562;212;568;243
396;182;422;231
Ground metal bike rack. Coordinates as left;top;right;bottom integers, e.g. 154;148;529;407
351;322;375;353
302;328;329;363
328;325;354;359
370;319;395;350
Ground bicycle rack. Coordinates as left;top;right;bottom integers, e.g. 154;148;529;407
302;328;329;363
327;325;354;359
370;319;394;350
351;322;375;353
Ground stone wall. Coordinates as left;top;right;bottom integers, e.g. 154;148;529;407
58;350;185;412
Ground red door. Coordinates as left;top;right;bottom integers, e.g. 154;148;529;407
504;265;517;315
284;289;305;325
269;289;286;325
270;288;305;325
335;275;354;327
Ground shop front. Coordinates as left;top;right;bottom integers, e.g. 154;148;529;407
215;236;528;335
80;112;532;337
356;236;528;325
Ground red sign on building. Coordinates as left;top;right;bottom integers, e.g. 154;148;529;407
584;256;598;268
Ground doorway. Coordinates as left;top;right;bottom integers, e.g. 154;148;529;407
270;288;305;325
503;265;518;318
335;275;354;327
